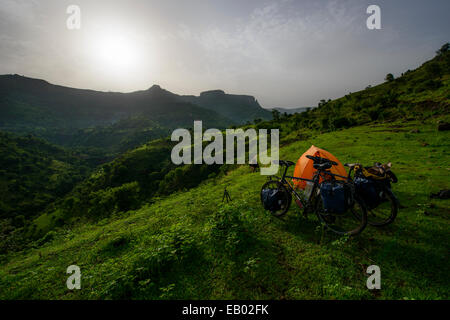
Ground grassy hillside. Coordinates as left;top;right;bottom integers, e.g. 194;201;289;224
0;119;448;299
0;132;90;220
254;48;450;137
0;132;91;253
24;137;228;240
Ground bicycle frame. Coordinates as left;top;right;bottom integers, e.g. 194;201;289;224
274;162;354;212
263;160;368;235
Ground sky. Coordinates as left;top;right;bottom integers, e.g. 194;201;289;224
0;0;449;108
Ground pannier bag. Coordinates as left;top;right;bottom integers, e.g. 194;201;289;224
261;189;283;211
320;182;350;214
354;177;384;209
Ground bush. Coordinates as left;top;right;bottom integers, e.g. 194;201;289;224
115;182;140;212
321;118;330;130
331;117;355;129
100;226;201;299
209;203;251;256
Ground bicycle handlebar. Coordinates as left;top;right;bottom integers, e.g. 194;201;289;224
344;163;359;168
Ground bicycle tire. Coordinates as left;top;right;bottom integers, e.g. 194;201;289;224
315;194;368;236
367;186;398;227
260;180;292;217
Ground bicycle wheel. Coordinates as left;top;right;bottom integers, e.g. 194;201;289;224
367;186;398;227
260;180;292;217
315;194;368;236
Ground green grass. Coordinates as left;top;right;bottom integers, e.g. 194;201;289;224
0;119;449;299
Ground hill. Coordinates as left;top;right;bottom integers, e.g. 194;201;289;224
252;47;450;139
27;137;227;239
0;132;92;253
180;89;272;123
57;116;170;158
0;120;448;299
0;76;269;150
0;132;91;219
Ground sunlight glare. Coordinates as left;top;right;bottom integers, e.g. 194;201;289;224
92;32;141;74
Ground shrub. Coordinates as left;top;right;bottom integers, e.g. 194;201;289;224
100;226;201;299
209;203;251;256
331;117;355;129
115;182;140;212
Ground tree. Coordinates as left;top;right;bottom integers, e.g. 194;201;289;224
271;109;280;121
436;43;449;56
385;73;394;82
318;99;327;107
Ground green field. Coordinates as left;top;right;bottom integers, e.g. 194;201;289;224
1;119;448;299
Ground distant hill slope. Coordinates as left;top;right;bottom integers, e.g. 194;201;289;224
62;116;170;156
0;77;268;148
180;89;272;123
0;131;90;222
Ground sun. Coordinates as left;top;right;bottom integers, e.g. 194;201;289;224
91;31;141;74
85;24;156;90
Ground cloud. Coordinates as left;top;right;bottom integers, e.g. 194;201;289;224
0;0;39;28
170;1;370;106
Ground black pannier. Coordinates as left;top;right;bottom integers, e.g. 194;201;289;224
354;177;384;209
261;189;283;211
320;182;351;214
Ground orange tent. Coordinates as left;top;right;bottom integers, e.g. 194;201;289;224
293;145;347;189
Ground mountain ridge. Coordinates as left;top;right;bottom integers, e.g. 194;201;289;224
0;74;271;149
0;74;271;123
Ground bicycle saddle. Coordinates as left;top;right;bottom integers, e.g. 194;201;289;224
313;162;332;170
306;155;338;166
